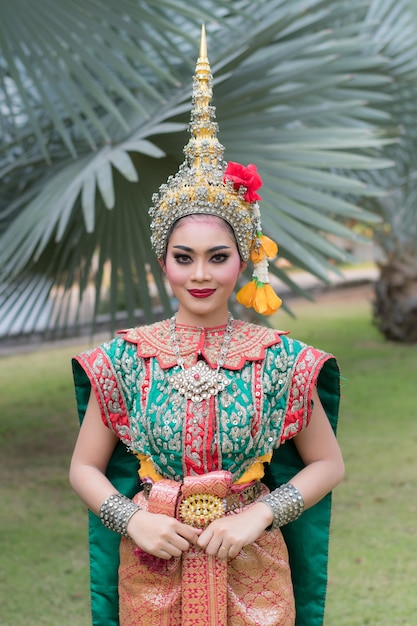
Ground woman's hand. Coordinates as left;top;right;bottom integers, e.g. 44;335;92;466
126;510;202;560
196;502;273;559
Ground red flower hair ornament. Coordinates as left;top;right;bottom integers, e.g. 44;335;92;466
223;162;263;203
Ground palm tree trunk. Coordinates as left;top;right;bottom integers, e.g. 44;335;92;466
373;255;417;342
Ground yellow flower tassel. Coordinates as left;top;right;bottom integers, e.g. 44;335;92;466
250;234;278;263
237;226;282;315
237;278;282;315
236;280;257;308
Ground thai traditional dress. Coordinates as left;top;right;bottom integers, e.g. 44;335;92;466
72;319;340;626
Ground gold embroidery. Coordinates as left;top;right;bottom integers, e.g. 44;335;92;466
87;333;321;483
120;319;282;369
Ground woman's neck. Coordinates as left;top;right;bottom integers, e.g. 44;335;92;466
174;309;231;329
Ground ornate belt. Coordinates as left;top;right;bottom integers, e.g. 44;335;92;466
143;480;262;529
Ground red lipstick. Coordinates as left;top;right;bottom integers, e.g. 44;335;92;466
188;289;216;298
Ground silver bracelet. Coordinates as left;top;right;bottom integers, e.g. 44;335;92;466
99;492;141;537
261;483;304;530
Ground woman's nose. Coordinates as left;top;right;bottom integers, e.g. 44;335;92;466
192;260;211;281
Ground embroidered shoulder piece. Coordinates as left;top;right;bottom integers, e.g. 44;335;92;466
120;319;284;370
279;342;336;442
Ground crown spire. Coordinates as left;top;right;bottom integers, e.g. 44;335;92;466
184;24;224;175
199;23;207;59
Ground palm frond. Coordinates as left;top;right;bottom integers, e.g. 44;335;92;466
0;0;409;337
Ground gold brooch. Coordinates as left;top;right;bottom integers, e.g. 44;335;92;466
179;493;225;528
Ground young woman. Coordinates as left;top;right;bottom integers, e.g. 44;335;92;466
70;27;344;626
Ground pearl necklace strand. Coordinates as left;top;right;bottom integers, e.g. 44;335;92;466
168;313;234;403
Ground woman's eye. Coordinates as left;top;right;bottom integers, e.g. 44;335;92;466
173;254;192;264
211;253;228;263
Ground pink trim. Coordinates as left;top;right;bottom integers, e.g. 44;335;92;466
281;346;333;442
118;319;284;371
74;348;130;440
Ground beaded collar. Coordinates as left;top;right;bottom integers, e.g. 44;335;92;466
120;319;283;370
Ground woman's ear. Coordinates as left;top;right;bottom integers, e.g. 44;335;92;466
158;258;167;274
239;261;247;273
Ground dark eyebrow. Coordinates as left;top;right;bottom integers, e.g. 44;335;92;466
172;244;231;253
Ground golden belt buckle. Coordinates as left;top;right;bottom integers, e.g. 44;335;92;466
179;493;225;529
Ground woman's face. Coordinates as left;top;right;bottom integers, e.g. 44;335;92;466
161;215;246;326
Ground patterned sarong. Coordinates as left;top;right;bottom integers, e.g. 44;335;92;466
118;473;295;625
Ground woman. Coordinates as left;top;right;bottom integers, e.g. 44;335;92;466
70;26;344;626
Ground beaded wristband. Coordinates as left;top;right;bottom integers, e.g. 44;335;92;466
261;483;304;530
99;493;141;537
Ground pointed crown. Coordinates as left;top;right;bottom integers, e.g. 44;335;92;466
149;25;256;260
149;25;282;315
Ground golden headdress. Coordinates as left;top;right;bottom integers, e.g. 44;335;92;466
149;25;282;315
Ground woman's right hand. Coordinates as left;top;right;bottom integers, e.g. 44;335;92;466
126;510;202;560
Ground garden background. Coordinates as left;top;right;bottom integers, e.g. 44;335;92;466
1;1;417;623
1;279;416;626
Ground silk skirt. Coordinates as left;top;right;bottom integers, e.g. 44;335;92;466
118;475;295;625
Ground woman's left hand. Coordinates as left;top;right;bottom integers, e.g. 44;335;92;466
196;502;273;559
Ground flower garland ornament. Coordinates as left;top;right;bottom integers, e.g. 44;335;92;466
223;163;282;316
238;223;282;315
237;255;283;315
221;165;280;316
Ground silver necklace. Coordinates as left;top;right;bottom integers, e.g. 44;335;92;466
168;313;234;403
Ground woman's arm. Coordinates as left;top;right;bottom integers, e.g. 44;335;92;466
69;390;201;558
290;385;345;507
69;390;120;514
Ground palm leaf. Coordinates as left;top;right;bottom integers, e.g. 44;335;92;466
0;0;404;337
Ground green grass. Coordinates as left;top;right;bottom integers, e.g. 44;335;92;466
0;339;93;626
276;288;417;626
1;287;416;625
